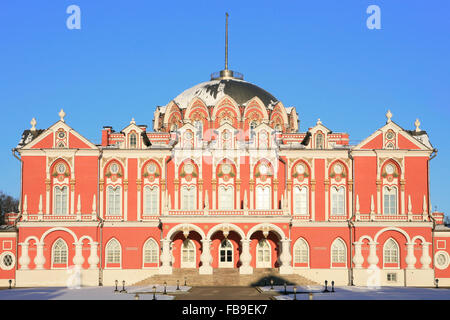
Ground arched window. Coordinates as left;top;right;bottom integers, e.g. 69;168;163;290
250;121;258;131
331;239;346;264
294;186;308;215
181;186;196;210
143;239;158;264
129;133;137;148
293;238;309;265
383;186;397;215
256;186;271;210
316;133;324;149
52;239;68;266
256;239;271;268
259;131;268;149
383;239;399;264
218;186;233;210
106;239;121;265
170;123;178;133
54;186;68;215
331;187;345;215
144;186;158;215
107;186;121;216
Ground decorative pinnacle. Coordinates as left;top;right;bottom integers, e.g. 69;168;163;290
386;110;392;123
59;109;66;122
30;118;37;132
130;118;136;125
316;118;322;125
415;118;421;132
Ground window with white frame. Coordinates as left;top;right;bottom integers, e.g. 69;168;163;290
294;186;308;215
331;187;345;215
52;239;68;265
194;120;203;140
218;186;234;210
54;186;68;215
106;239;121;264
383;186;397;215
181;186;196;210
143;239;158;264
331;239;346;264
383;239;399;264
294;238;309;264
129;133;137;148
144;186;158;215
107;186;121;216
256;186;271;210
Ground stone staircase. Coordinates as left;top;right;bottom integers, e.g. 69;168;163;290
133;268;318;287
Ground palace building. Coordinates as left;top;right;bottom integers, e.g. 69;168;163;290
1;18;450;288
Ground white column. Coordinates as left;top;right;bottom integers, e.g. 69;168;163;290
92;194;97;220
73;242;84;268
159;239;173;274
279;239;293;274
88;242;99;269
420;242;431;269
199;239;213;274
367;242;379;268
353;241;364;269
34;243;46;270
310;187;315;221
239;239;253;274
405;242;416;269
38;194;43;221
18;243;30;270
76;195;81;221
273;186;278;210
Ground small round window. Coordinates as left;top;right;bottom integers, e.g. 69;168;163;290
222;164;231;174
296;164;305;174
435;251;450;270
56;163;66;174
386;131;395;140
386;164;395;175
110;163;119;174
334;164;343;175
147;163;156;174
0;252;15;271
184;163;194;174
58;131;66;139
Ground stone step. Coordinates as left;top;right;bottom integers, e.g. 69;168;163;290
133;268;318;287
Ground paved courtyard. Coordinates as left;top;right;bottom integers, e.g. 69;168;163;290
0;285;449;300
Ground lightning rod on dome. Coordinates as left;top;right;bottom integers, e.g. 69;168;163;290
225;12;229;71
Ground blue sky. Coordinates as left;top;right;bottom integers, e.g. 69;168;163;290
0;1;449;215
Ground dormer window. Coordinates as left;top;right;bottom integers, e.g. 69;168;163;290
129;133;137;148
316;133;324;149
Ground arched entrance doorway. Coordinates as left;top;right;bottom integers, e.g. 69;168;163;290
219;239;234;268
181;239;196;268
256;239;271;268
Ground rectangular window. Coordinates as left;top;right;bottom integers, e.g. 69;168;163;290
387;273;397;282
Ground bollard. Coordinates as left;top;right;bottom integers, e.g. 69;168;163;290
134;293;140;300
120;280;127;293
293;286;297;300
184;277;187;286
164;281;167;295
331;280;335;292
152;286;156;300
435;279;439;288
114;280;119;293
270;279;274;290
308;292;313;300
8;280;12;290
324;280;329;292
176;279;180;291
284;282;287;295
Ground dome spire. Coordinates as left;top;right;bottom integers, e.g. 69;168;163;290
225;12;229;71
211;13;244;81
